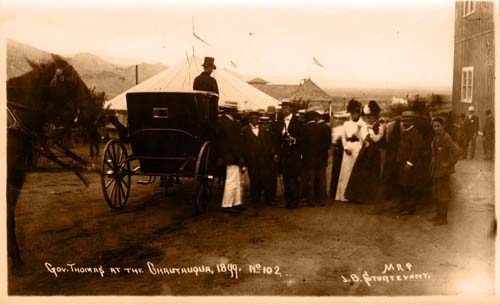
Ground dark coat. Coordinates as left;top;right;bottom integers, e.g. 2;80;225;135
241;124;276;170
216;115;242;166
303;121;331;169
277;114;304;176
193;71;219;94
464;115;479;139
396;125;425;187
429;132;461;178
484;115;495;140
317;121;332;168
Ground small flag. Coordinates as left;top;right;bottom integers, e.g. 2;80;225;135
230;60;238;69
313;56;324;68
193;31;210;46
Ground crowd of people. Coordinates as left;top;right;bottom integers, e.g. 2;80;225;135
194;57;495;226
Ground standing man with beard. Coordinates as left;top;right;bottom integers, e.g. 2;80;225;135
278;100;304;209
241;112;277;208
464;106;479;160
396;111;425;215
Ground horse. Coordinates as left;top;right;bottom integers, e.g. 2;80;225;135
7;54;93;272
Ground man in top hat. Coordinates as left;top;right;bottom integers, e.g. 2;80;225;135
193;57;219;95
463;105;479;159
483;109;494;160
277;100;305;209
396;110;426;215
216;101;244;213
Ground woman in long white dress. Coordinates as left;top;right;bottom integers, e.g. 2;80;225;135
335;99;368;201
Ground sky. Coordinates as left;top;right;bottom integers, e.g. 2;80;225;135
0;0;455;89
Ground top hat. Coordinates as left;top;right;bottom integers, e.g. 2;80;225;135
202;57;216;69
221;101;238;110
267;106;277;114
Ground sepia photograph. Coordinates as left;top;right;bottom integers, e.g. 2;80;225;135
0;0;498;302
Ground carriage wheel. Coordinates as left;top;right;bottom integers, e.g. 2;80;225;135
194;141;212;213
101;139;131;210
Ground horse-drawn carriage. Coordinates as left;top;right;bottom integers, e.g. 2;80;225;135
101;91;218;213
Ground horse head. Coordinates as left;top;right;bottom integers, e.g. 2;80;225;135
8;54;92;135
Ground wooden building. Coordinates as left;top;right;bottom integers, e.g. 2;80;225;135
248;77;334;111
452;0;495;126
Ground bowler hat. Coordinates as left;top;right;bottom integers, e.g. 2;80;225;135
259;116;271;123
248;111;260;118
401;111;418;120
202;57;216;69
279;99;292;107
221;101;238;110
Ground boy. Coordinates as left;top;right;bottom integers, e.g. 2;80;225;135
429;117;461;225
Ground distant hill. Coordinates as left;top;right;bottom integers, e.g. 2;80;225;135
7;39;168;99
7;39;54;79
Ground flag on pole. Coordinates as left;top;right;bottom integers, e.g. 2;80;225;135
192;16;210;46
313;56;324;68
230;60;238;69
193;31;210;46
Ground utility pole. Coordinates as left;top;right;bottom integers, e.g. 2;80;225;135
135;64;139;85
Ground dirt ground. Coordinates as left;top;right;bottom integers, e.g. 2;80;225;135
8;144;495;296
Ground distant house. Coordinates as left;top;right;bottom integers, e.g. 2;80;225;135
451;1;495;126
248;77;334;111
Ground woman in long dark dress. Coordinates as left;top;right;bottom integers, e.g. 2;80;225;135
345;101;384;204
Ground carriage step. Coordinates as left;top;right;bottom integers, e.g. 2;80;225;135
137;176;155;185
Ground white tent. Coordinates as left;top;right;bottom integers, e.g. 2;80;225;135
106;56;279;111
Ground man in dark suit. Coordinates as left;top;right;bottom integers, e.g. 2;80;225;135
464;105;479;159
266;106;281;204
278;100;304;209
303;111;331;206
216;101;244;213
396;111;425;215
241;113;277;208
193;57;219;94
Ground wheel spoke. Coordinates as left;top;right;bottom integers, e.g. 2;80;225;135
117;178;126;203
109;180;117;206
104;158;115;171
118;148;125;165
119;175;130;189
116;178;123;206
105;178;116;190
110;143;118;167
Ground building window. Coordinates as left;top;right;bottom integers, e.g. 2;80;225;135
463;0;475;17
461;67;473;103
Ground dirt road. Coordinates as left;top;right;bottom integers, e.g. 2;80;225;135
8;152;495;296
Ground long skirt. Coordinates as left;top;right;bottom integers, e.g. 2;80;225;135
221;165;242;208
335;141;362;201
330;141;344;199
345;144;381;204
